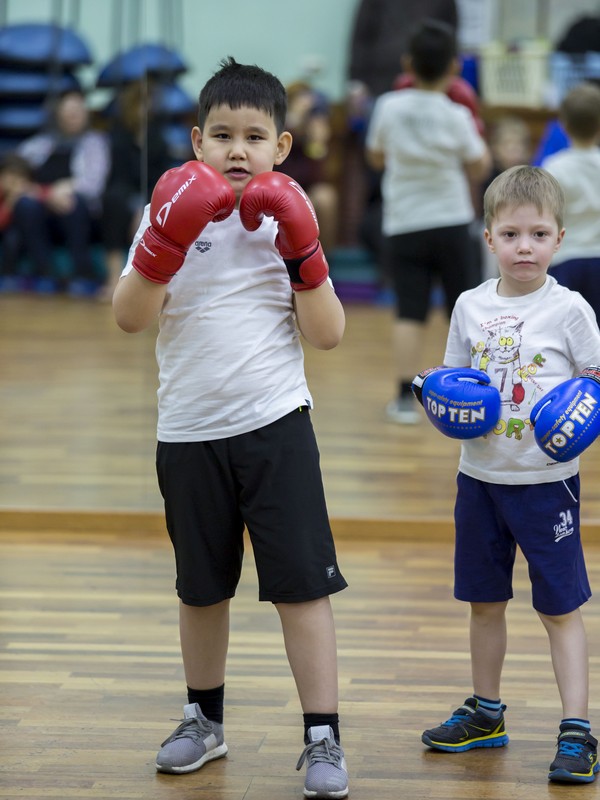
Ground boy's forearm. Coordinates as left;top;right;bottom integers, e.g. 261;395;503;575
366;148;384;171
113;269;167;333
465;148;492;183
294;282;345;350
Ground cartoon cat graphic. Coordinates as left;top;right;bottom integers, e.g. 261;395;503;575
479;321;525;411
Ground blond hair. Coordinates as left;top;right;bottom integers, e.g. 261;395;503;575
559;82;600;140
483;165;564;230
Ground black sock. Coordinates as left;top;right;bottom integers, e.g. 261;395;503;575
303;712;340;744
400;380;413;399
187;684;225;724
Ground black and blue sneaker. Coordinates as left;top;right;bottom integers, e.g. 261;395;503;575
422;696;509;753
549;724;599;783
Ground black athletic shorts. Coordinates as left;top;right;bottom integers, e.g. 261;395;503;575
384;223;477;321
156;407;348;606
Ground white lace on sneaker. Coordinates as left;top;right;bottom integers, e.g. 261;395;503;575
296;725;349;799
155;703;228;774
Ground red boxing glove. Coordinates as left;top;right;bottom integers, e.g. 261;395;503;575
132;161;235;284
239;171;329;291
447;76;485;135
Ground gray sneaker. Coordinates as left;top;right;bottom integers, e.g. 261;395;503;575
385;396;421;424
155;703;228;774
296;725;349;799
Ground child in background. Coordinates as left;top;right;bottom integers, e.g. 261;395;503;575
366;18;490;424
0;154;42;286
542;81;600;322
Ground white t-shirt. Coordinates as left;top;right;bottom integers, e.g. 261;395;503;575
542;147;600;264
123;209;313;442
366;89;486;236
444;276;600;484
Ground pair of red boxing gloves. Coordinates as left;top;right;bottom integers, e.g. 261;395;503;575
412;366;600;463
132;161;328;292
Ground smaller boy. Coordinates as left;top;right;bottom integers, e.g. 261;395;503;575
418;165;600;783
542;81;600;322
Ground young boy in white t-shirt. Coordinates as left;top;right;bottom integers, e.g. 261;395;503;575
420;165;600;783
366;18;490;423
113;57;349;799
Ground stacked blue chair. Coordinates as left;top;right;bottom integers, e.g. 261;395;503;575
0;23;92;152
97;42;195;164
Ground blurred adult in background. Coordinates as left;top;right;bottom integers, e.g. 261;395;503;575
348;0;458;99
15;88;109;292
100;79;172;301
275;81;339;254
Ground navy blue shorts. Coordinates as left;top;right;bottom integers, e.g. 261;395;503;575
454;472;591;616
156;408;347;606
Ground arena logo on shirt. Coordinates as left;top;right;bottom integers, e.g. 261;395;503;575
194;240;212;253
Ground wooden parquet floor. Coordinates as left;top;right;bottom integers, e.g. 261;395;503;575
3;293;600;798
3;527;600;799
2;293;600;530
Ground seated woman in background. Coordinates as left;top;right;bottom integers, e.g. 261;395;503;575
100;79;173;301
15;88;110;293
275;81;339;254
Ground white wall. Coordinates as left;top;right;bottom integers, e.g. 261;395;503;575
2;0;599;108
0;0;360;105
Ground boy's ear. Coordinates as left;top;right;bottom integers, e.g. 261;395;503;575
484;228;495;252
274;130;293;165
191;126;204;160
555;227;566;249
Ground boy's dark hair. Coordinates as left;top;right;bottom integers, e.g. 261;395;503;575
197;56;287;133
559;82;600;140
484;165;564;230
408;19;457;82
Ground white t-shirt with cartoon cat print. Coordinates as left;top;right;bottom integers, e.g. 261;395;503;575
444;276;600;484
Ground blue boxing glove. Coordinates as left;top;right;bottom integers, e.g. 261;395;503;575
530;366;600;462
412;366;501;439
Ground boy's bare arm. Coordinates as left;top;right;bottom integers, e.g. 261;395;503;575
113;270;167;333
294;282;345;350
365;147;385;172
464;146;492;183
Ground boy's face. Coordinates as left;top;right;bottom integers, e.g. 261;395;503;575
484;203;565;296
191;104;291;200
